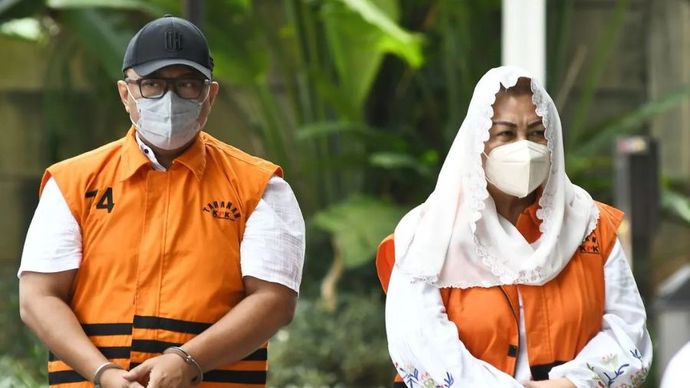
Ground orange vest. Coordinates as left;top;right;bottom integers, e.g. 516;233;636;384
43;128;281;387
377;201;623;382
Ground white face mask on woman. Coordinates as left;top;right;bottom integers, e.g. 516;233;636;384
484;140;551;198
130;90;204;151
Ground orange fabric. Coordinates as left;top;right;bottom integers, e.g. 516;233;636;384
376;235;396;293
44;128;280;387
376;201;624;379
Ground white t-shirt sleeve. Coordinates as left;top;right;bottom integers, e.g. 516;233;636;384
549;239;653;387
240;176;305;293
17;177;82;277
19;175;307;294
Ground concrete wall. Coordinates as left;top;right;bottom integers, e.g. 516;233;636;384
556;0;648;134
648;0;690;299
656;307;690;377
650;0;690;181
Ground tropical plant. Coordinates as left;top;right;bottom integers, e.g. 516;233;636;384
268;293;394;387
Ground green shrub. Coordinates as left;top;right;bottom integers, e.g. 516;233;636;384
0;273;48;387
268;293;395;387
0;356;46;388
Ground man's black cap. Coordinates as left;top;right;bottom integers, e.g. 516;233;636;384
122;15;213;79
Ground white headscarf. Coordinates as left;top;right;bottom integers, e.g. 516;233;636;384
394;65;599;288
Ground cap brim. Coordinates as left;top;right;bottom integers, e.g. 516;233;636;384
132;59;211;79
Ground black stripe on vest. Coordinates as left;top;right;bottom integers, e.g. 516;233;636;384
392;382;406;388
131;339;178;354
530;361;566;381
48;370;87;384
131;339;267;361
48;368;267;385
244;347;268;361
204;369;266;384
133;315;212;334
127;363;267;385
82;322;133;336
49;346;131;362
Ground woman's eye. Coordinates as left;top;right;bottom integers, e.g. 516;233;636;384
530;130;546;138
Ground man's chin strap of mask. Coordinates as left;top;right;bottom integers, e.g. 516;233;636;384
483;140;551;198
127;85;208;151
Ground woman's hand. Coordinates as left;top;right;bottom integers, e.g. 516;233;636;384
522;378;576;388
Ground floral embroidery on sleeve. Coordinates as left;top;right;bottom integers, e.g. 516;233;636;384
395;363;455;388
585;349;649;388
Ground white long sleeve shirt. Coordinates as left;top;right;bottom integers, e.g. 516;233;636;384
386;240;652;388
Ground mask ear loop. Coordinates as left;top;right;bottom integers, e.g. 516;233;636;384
481;150;499;188
196;82;212;104
124;81;139;101
124;84;142;130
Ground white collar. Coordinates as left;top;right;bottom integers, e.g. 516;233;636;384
135;132;166;172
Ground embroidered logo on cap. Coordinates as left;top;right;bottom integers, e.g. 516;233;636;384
203;201;240;221
165;30;183;52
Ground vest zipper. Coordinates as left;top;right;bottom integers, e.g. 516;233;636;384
499;286;520;377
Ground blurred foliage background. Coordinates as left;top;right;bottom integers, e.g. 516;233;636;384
2;0;690;387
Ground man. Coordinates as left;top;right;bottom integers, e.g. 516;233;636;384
18;15;305;388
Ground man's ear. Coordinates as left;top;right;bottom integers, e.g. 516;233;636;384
207;81;220;107
116;80;131;112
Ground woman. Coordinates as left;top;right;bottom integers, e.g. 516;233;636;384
376;66;651;387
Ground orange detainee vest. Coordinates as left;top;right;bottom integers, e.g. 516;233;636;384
43;129;281;387
377;201;623;382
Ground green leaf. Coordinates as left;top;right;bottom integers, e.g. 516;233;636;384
322;0;423;113
337;0;423;68
0;17;44;41
204;17;269;84
320;2;384;117
296;121;376;141
312;196;406;268
60;9;134;80
369;151;432;176
661;189;690;225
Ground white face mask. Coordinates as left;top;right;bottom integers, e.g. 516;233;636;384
130;90;205;151
484;140;551;198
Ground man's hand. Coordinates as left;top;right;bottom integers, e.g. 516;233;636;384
523;378;576;388
122;354;196;388
99;367;144;388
